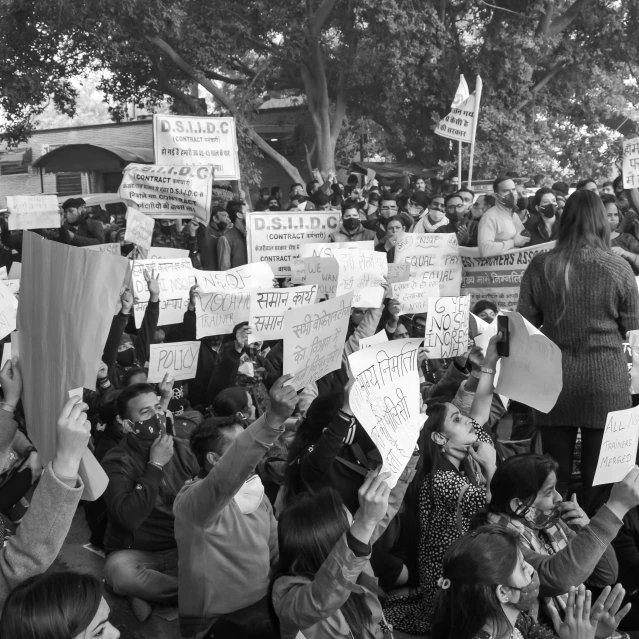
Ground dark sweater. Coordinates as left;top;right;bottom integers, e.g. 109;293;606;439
517;247;639;428
217;225;248;270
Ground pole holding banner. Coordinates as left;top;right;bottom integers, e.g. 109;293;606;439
467;75;483;188
458;141;463;186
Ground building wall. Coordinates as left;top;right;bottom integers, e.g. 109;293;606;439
0;120;153;207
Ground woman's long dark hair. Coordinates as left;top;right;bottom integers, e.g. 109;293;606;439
543;189;610;322
270;489;380;638
472;454;558;528
432;526;520;639
282;391;344;503
0;571;103;639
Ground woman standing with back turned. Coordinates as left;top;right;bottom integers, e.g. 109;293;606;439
517;190;639;505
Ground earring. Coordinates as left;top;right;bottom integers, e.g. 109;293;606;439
505;597;509;602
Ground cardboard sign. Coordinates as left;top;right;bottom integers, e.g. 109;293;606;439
459;242;554;311
246;211;340;276
424;296;470;359
153;114;240;180
195;289;251;338
333;248;388;308
197;263;274;293
124;207;155;251
119;163;214;224
299;241;375;258
593;406;639;486
348;338;423;487
623;137;639;190
283;293;353;391
6;195;61;231
148;341;201;383
248;285;318;342
495;311;562;413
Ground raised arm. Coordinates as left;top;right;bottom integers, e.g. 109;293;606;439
134;270;160;366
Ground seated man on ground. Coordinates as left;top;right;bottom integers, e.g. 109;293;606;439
101;383;198;622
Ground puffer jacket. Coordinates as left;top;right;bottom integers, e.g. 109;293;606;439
329;223;377;243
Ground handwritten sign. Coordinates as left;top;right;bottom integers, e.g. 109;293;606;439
246;211;340;276
459;243;554;311
495;311;562;413
4;280;19;299
298;257;339;300
434;91;477;143
390;280;440;315
593;406;639;486
197;263;274;293
0;280;18;341
629;330;639;393
623;137;639;190
195;289;251;338
283;293;353;391
424;296;470;358
153;114;240;180
84;243;121;256
333;248;388;308
348;338;423;487
131;258;195;303
249;285;318;342
146;247;189;260
148;341;201;383
394;232;461;302
387;262;410;284
6;195;61;231
299;241;375;258
124;207;155;251
119;163;213;224
133;298;189;329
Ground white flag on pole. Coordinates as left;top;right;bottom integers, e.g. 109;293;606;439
451;75;470;108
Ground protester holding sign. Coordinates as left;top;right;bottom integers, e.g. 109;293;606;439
518;190;639;504
58;198;105;247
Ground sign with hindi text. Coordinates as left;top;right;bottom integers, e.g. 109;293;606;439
153;115;240;180
434;92;477;143
623;137;639;190
299;241;375;258
333;248;388;308
6;195;60;231
0;280;18;341
124;207;155;251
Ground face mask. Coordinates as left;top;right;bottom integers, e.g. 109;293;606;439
508;570;540;612
234;474;264;514
538;203;556;218
116;348;135;367
517;503;562;530
429;210;445;223
408;206;422;219
343;218;360;231
497;192;516;210
128;412;166;440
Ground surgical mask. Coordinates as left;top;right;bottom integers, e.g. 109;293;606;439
429;210;445;223
516;503;562;530
343;218;360;231
497;192;516;210
508;570;540;612
128;412;166;440
538;203;556;218
234;474;264;514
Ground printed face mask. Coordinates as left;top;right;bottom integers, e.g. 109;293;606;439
128;412;166;440
508;570;540;612
517;503;562;530
234;474;264;514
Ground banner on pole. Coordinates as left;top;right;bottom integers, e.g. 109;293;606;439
435;93;477;143
623;137;639;190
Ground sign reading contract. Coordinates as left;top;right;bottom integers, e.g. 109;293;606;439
119;163;214;224
623;137;639;190
246;212;340;276
153;114;240;180
6;195;61;231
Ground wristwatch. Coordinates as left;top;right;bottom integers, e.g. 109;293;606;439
148;461;164;470
481;366;496;375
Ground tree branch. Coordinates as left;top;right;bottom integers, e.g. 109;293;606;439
146;35;305;184
152;58;205;114
304;139;317;173
311;0;340;37
548;0;593;37
536;1;553;35
202;69;248;85
514;60;567;111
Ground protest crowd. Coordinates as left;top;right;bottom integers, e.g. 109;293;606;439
5;116;639;639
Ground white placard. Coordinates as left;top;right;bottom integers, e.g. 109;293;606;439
0;343;10;370
153;114;240;180
348;338;424;487
119;163;214;223
249;285;318;342
283;293;353;391
146;247;189;260
131;258;196;304
84;243;121;256
0;280;18;341
424;296;470;359
147;341;201;383
387;262;410;284
333;248;388;308
299;241;375;258
359;330;389;349
197;263;274;293
593;406;639;486
133;298;189;329
390;279;440;315
623;137;639;190
495;311;562;413
298;257;339;299
6;195;61;231
7;262;20;281
195;289;251;338
124;207;155;251
246;211;340;276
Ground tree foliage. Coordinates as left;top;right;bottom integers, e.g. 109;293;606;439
1;0;638;183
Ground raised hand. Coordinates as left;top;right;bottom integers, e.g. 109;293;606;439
120;287;134;315
53;396;91;478
144;269;161;302
351;469;392;544
592;584;631;639
266;374;298;424
0;357;22;407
